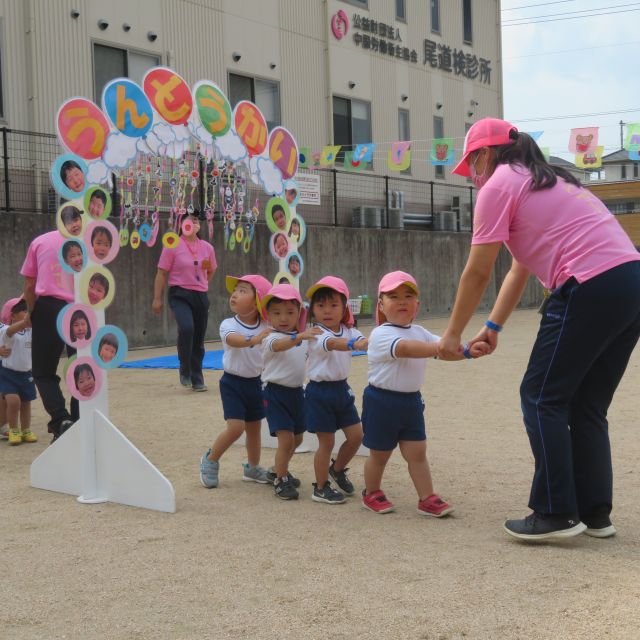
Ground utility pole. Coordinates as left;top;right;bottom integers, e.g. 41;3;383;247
620;120;625;149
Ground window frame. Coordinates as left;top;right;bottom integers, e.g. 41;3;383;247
228;72;281;129
462;0;473;45
398;108;411;174
433;115;445;179
340;0;369;8
332;95;372;168
0;19;5;121
92;42;161;103
431;0;441;35
396;0;407;23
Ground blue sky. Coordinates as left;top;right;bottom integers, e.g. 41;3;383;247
501;0;640;162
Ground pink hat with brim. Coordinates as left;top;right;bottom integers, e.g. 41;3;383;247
1;297;23;325
452;117;518;177
260;284;307;331
376;271;419;325
226;274;272;311
306;276;355;328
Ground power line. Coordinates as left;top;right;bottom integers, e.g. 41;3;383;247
503;6;640;25
502;0;578;11
504;40;640;58
510;108;640;123
502;1;640;21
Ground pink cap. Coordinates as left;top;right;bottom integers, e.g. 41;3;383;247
306;276;355;327
260;284;306;331
1;297;23;325
452;117;518;177
226;274;272;303
376;271;419;325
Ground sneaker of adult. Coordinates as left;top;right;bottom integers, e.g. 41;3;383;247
362;489;395;514
8;428;22;446
312;481;346;504
0;424;9;439
243;463;270;484
267;467;301;488
200;449;219;488
329;459;355;496
21;430;38;443
582;506;617;538
51;419;74;444
192;383;208;392
180;374;191;388
274;476;299;500
417;493;454;518
504;512;586;541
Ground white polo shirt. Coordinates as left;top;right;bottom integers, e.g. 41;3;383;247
261;331;309;388
0;325;33;373
367;323;439;392
307;323;364;382
219;316;268;378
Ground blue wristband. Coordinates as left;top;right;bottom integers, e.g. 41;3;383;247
290;332;298;341
463;343;473;359
347;338;358;350
485;320;502;332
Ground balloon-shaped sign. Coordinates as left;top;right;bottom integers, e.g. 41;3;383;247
193;81;231;137
57;98;110;160
233;101;268;157
143;67;193;125
269;127;299;180
102;78;153;138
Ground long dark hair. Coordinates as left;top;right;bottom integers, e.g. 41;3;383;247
492;131;582;191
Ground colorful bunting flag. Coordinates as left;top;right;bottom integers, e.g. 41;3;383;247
353;143;374;164
387;141;411;171
624;123;640;149
320;145;341;166
298;146;311;169
575;145;604;169
430;138;454;166
569;127;598;154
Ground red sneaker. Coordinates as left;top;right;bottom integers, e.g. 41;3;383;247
362;489;394;514
417;494;454;517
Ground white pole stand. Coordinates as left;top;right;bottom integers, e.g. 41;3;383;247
30;410;176;513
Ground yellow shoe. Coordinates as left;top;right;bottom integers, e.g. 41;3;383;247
21;430;38;443
8;428;22;445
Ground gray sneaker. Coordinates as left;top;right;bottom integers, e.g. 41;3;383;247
192;383;208;392
180;374;191;388
200;449;219;488
243;463;270;484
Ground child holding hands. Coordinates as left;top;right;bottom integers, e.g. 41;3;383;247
362;271;488;516
261;284;322;500
200;274;272;488
305;276;368;504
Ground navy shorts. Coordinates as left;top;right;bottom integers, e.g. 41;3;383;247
0;366;37;402
219;372;265;422
361;385;426;451
263;382;305;436
305;380;360;434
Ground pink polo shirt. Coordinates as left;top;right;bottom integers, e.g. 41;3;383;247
472;164;640;289
20;230;74;301
157;236;216;292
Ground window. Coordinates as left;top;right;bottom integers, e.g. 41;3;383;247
93;44;159;101
341;0;368;8
634;162;639;178
431;0;441;34
463;0;473;44
399;109;410;173
333;96;372;166
621;165;627;180
228;73;281;129
396;0;406;22
433;116;444;178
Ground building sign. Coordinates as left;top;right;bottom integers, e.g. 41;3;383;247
295;172;321;206
332;11;491;84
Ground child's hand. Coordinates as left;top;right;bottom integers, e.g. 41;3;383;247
250;328;272;346
23;314;32;329
469;340;491;358
300;327;323;341
0;346;11;358
353;337;369;351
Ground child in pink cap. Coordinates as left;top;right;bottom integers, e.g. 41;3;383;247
362;271;488;516
304;276;368;504
200;274;273;488
260;284;322;500
0;297;37;445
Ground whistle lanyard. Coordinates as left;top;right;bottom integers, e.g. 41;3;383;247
182;237;202;283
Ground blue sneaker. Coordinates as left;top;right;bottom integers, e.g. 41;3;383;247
200;449;219;488
243;463;270;484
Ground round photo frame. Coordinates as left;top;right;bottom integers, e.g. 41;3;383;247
56;201;86;239
92;325;128;370
79;266;116;310
66;357;103;402
84;219;119;265
266;196;290;234
83;185;112;220
283;180;300;208
270;232;291;261
273;271;294;286
287;216;306;247
285;251;304;279
50;153;88;200
59;238;87;274
57;303;98;349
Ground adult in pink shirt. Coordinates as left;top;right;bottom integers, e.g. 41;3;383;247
439;118;640;542
21;229;78;441
152;213;216;391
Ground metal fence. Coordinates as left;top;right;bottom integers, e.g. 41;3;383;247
0;127;475;231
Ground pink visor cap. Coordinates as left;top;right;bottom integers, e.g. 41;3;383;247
376;271;419;325
306;276;355;328
452;118;518;177
1;297;23;325
226;274;272;304
260;284;307;331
